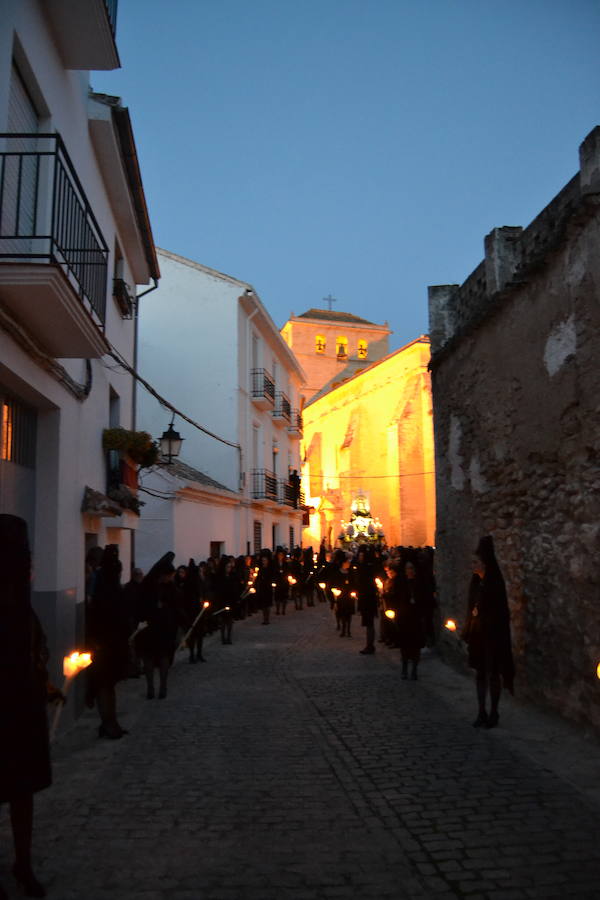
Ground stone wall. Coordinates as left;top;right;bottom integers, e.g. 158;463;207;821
428;126;600;733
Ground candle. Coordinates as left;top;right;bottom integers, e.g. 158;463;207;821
288;576;297;585
384;609;396;620
445;619;457;632
318;582;326;590
50;651;93;742
375;577;383;591
179;602;211;650
331;588;341;598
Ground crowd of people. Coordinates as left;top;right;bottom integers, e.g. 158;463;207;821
1;510;514;899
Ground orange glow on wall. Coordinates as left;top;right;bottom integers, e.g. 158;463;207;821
300;337;435;549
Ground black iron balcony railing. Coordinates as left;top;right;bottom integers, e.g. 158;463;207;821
272;391;291;422
288;410;303;435
0;133;109;327
279;480;305;508
250;368;275;403
251;468;278;501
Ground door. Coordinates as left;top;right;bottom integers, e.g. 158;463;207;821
0;389;37;541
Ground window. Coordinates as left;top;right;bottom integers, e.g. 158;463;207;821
357;339;368;359
253;521;262;554
315;335;326;353
289;526;295;550
1;394;36;467
336;336;348;359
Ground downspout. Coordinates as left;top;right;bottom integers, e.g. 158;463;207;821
131;276;158;570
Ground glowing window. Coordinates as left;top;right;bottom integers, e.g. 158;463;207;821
1;402;13;461
336;337;348;359
315;335;326;354
357;339;368;359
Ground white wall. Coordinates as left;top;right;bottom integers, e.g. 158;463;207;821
138;251;240;490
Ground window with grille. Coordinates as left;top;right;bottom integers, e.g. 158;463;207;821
253;520;262;554
289;526;294;550
1;394;36;467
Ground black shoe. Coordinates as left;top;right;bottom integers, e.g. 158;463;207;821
12;864;46;898
472;711;488;727
359;647;375;655
158;688;167;699
486;711;499;729
146;687;155;699
411;671;418;680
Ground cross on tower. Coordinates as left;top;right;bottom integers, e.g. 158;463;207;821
323;294;337;312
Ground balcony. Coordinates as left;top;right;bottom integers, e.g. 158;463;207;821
251;469;278;502
288;409;303;436
272;391;291;426
0;134;108;358
278;480;306;508
250;368;275;407
46;0;120;70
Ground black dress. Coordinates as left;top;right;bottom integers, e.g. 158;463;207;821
0;515;51;801
463;573;515;693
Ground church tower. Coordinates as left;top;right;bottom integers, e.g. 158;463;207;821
280;303;391;402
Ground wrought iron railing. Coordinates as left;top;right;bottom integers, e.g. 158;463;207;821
288;410;303;435
273;391;291;422
251;468;278;501
0;133;109;327
250;368;275;403
279;480;305;508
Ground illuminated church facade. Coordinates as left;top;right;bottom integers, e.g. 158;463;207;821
281;307;435;549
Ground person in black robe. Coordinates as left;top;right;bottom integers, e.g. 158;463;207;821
215;556;242;644
355;547;378;655
254;549;275;624
272;547;289;615
135;552;178;699
461;535;515;728
0;514;57;898
86;544;129;738
396;561;426;679
329;553;356;637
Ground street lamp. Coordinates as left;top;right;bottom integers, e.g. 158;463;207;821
159;420;183;464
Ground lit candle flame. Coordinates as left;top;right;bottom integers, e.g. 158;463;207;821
375;578;383;591
385;609;396;620
288;576;297;585
203;601;210;608
271;582;276;588
249;587;256;593
445;619;457;632
318;582;326;590
331;588;341;598
597;662;600;679
63;651;92;678
350;592;357;598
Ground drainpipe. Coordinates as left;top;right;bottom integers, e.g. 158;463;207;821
130;276;158;570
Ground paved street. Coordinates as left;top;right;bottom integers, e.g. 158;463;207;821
2;602;600;900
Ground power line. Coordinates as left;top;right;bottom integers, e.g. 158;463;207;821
106;346;241;451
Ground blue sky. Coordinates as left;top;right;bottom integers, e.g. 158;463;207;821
94;0;600;350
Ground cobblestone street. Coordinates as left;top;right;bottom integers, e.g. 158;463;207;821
2;603;600;900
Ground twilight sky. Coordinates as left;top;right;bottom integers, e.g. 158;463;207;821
94;0;600;350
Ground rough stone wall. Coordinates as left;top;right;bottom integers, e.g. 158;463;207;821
428;126;600;733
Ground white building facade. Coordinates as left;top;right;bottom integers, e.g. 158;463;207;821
136;249;305;568
0;0;159;690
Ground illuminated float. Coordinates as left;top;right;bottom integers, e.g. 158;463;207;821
338;494;385;546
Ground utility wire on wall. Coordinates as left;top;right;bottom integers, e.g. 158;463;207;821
106;345;241;451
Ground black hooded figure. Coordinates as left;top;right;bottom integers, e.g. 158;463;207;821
135;552;178;699
462;535;515;728
86;544;129;738
0;514;52;898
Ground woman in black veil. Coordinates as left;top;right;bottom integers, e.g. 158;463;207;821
0;514;54;898
462;535;515;728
